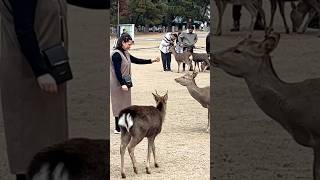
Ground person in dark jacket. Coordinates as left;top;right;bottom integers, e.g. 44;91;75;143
110;33;160;134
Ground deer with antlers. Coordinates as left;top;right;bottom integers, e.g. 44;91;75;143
212;32;320;180
118;91;168;178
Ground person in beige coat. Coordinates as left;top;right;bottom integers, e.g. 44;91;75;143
0;1;108;180
111;33;160;134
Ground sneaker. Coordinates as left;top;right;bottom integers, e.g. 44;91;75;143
114;129;121;134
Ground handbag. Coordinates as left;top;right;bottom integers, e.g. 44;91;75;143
41;44;73;84
122;74;133;88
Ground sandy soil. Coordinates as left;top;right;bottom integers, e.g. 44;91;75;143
109;31;210;179
212;2;320;180
0;6;107;179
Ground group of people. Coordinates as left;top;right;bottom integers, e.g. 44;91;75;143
159;25;198;72
110;25;209;134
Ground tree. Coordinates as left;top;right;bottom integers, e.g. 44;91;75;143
110;0;210;30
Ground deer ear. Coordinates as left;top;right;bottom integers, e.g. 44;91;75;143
260;33;280;53
152;93;158;101
164;91;168;101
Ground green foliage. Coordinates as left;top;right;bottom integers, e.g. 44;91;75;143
110;0;210;26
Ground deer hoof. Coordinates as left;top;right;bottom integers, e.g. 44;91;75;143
133;167;138;174
146;167;151;174
155;163;159;168
121;173;126;178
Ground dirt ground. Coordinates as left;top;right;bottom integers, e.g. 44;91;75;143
109;32;210;179
0;6;107;179
212;2;320;180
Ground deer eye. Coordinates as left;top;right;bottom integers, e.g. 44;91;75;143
234;49;241;53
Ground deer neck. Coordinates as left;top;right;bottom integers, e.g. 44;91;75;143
244;55;291;129
156;102;167;121
171;48;177;56
186;80;203;100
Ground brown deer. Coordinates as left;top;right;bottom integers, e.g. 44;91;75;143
175;72;210;132
118;91;168;178
212;32;320;180
169;46;193;73
191;52;210;72
214;0;267;37
27;138;109;180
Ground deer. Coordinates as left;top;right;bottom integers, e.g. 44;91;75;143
212;31;320;180
290;0;320;36
118;91;168;178
214;0;267;37
169;45;193;73
27;138;109;180
191;52;210;72
174;72;210;132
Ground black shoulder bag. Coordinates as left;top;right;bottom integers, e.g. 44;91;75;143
41;44;73;84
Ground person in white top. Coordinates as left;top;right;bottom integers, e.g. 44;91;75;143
159;32;178;71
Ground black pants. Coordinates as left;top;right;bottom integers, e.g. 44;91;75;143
182;47;193;71
115;117;120;131
16;174;26;180
160;51;172;71
232;5;263;26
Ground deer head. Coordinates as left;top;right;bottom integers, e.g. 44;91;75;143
152;90;168;107
168;45;176;53
212;32;280;78
174;71;198;86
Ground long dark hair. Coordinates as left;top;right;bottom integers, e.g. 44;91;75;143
115;33;133;50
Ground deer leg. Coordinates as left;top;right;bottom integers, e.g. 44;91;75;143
189;61;193;72
127;136;144;174
207;109;210;132
243;4;257;38
148;136;159;168
313;145;320;180
146;137;155;174
194;61;198;72
299;10;317;33
268;0;277;31
278;0;290;34
177;62;181;73
120;132;131;178
215;0;227;36
256;1;267;35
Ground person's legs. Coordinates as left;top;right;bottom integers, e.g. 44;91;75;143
254;12;265;30
160;51;167;71
16;174;26;180
115;117;120;133
189;47;193;71
231;5;242;32
167;53;172;71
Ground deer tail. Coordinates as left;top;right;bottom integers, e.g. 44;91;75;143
118;113;133;132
